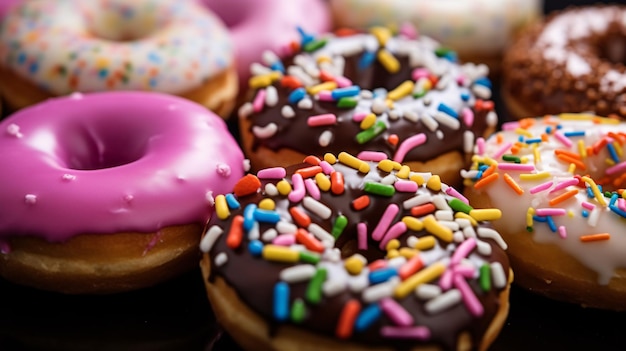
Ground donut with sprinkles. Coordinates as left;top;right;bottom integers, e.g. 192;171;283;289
200;152;512;351
238;26;498;187
464;113;626;310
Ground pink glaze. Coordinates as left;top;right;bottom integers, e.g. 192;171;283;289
0;0;20;18
199;0;331;88
0;92;244;242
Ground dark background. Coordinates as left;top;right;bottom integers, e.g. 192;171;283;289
1;1;624;350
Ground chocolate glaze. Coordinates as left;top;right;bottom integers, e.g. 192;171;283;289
205;159;510;350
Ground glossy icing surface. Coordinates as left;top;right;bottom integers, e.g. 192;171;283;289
464;114;626;284
0;92;244;242
0;0;233;95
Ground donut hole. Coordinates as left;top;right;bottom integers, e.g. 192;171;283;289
86;3;165;42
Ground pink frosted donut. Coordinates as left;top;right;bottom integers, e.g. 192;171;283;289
0;91;245;293
200;0;331;88
0;0;20;19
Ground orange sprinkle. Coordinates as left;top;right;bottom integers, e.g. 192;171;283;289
608;132;624;145
398;255;424;280
303;155;321;165
592;138;609;154
541;133;549;142
510;145;520;155
503;173;524;195
474;173;499;189
319;70;334;82
336;300;361;339
288;40;300;53
295;229;325;253
334;27;360;37
556;154;586;171
580;233;610;242
388;134;399;146
519;118;535;129
331;171;345;195
496;133;504;144
555;149;581;159
233;174;262;197
280;75;302;89
368;259;387;271
351;195;370;211
482;164;497;178
295;165;323;178
549;189;578;206
411;203;436;217
226;215;244;249
289;207;311;228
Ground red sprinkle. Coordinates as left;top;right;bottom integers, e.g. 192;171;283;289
289;207;311;228
295;228;325;253
233;174;261;197
398;255;424;280
303;155;322;166
226;215;244;249
411;203;436;217
331;171;345;195
351;195;370;211
296;165;323;178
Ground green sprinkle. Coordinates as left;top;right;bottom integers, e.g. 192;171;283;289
299;250;321;264
290;298;306;323
479;264;491;292
337;97;358;108
434;47;453;57
604;191;613;198
526;226;534;233
364;182;395;197
332;215;348;239
413;89;427;99
502;155;521;163
448;198;473;214
303;38;328;52
356;121;387;144
305;268;327;304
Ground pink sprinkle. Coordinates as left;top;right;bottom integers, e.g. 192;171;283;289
581;201;596;211
372;204;400;241
497;163;535;171
273;234;296;246
317;90;334;101
252;89;266;113
357;151;388;162
304;178;321;200
381;326;430;340
452;265;476;278
606;161;626;176
288;173;305;202
535;208;567;216
308;113;337;127
451;238;476;265
558;225;567;239
380;298;414;326
492;142;512;159
554;131;573;148
399;22;418;40
319;160;334;175
412;68;429;81
334;75;352;88
438;269;454;291
462;107;474;127
454;274;484;317
393;133;427;163
476;137;485;156
445;187;469;204
549;178;579;193
395;180;418;193
257;167;286;179
357;222;368;250
352;112;367;122
501;121;520;131
619;198;626;212
456;74;467;87
379;221;408;250
530;181;553;194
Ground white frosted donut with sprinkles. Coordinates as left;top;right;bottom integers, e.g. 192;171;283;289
200;152;512;351
0;0;237;117
463;114;626;310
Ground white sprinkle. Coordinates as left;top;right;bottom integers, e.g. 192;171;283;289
61;174;76;181
243;159;251;172
406;235;419;248
265;86;278;107
319;130;333;147
362;277;399;303
403;110;419;122
261;228;278;242
453;231;465;243
462;226;477;238
248;222;260;241
477;227;507;250
348;273;369;293
262;50;280;65
205;191;215;206
455;218;472;228
250;62;274;76
588;205;601;227
439;221;461;232
420;113;438;132
436;130;444;140
6;123;22;137
287;65;315;86
276;221;297;234
476;239;492;256
297;97;313;109
264;183;279;196
281;105;295;118
216;163;231;177
252;123;278;139
472;84;492;99
432;195;451;211
308;223;335;248
24;194;37;205
323;248;342;262
435;210;454;221
424;289;462;314
323;279;346;297
436;74;451;90
214;252;228;267
463;131;475;154
200;226;223;253
389;109;401;120
381;174;396;185
433;111;460;130
415;284;442;300
461;169;480;179
238;102;254;119
387;256;407;268
371;98;388;114
333;55;346;76
302;196;332;219
360;89;373;99
279;264;317;283
491;262;507;289
486;111;498;127
423;96;432;106
403;193;432;210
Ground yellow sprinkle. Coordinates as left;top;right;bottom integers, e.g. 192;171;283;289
473;155;497;166
377;49;400;73
324;153;337;164
386;249;400;259
411;174;426;186
387;80;414;101
469;209;502;221
515;128;533;138
360;113;377;130
568;163;577;173
344;255;364;275
595;116;620;124
520;156;529;164
426;175;442;192
394;262;446;299
307;81;337;95
413;235;436;250
370;26;392;46
215;194;230;220
402;216;424;231
249;74;273;89
385;99;395;109
262;245;300;263
532;144;540;164
386;239;401;251
397;165;411;179
96;57;110;69
377;159;396;173
276;180;292;196
399;247;418;259
519;172;551;181
578;139;587;159
606;158;616;166
568;210;575;218
526;207;535;228
582;176;607;206
423;215;453;242
316;55;332;64
418;77;432;92
258;198;276;210
455;212;477;226
614;142;623;157
558;113;595;120
338;151;370;173
315;173;331;192
463;178;473;187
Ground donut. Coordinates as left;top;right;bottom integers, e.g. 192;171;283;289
238;27;499;187
463;113;626;310
0;0;237;118
328;0;542;74
200;152;512;351
502;5;626;120
199;0;332;90
0;91;245;294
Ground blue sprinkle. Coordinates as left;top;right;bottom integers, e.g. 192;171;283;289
243;204;257;231
28;62;39;74
331;85;360;99
525;138;542;144
288;87;306;104
98;69;108;78
17;52;27;64
460;91;471;101
533;215;548;223
607;143;619;163
474;77;492;88
270;61;285;73
358;51;376;70
368;267;398;284
610;193;619;207
582;210;589;218
355;304;382;332
297;26;315;46
586;187;594;198
610;205;626;218
475;170;484;180
248;240;263;257
254;209;281;224
518;135;524;143
556;125;563;129
148;52;162;64
564;131;585;137
443;51;458;62
149;78;157;88
545;126;553;134
225;193;240;210
437;103;458;118
273;282;290;321
546;216;557;232
478;165;489;172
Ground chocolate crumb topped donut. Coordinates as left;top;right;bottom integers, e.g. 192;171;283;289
200;152;512;351
502;5;626;120
238;26;499;187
